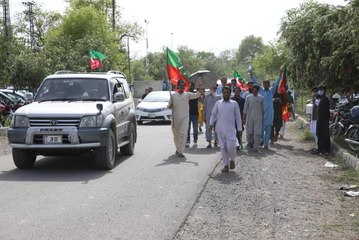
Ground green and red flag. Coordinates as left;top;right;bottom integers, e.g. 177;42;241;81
89;50;107;71
234;70;249;91
166;48;190;91
278;65;290;122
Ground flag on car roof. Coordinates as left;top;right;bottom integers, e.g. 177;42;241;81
89;50;107;71
166;48;190;91
278;65;291;122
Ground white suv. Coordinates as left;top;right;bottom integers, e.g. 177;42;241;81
8;70;137;170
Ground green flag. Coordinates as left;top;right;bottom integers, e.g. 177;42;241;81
89;50;107;71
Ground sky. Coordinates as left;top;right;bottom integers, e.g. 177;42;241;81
10;0;347;59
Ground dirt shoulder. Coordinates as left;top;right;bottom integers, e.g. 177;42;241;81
0;136;11;156
175;121;359;240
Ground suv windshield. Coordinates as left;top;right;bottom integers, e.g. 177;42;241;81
35;78;110;102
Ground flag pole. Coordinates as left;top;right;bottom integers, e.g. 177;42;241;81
166;48;173;108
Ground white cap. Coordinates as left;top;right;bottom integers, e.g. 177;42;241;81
332;93;340;99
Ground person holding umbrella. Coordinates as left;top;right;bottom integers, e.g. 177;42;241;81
168;79;202;157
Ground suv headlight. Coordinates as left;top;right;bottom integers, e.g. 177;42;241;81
80;115;104;127
12;115;29;128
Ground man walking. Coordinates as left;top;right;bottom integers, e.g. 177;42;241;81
243;84;264;152
186;83;199;147
203;83;221;148
231;87;245;150
169;79;202;157
210;86;242;172
249;71;281;149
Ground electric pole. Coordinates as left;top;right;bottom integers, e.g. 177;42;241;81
23;1;36;49
2;0;11;38
112;0;115;30
144;19;149;74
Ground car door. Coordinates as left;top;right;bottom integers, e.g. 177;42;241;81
111;79;130;140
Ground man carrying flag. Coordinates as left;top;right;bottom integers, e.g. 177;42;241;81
166;48;203;157
89;50;107;71
278;65;291;139
168;79;202;157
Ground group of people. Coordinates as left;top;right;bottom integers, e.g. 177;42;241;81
169;68;295;172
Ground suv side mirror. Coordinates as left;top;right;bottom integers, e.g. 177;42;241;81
114;92;125;102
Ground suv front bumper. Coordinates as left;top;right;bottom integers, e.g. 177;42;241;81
8;126;109;149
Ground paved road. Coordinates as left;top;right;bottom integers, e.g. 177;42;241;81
0;123;220;240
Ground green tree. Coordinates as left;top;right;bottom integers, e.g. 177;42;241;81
280;1;359;92
252;41;289;81
44;5;124;72
236;35;264;67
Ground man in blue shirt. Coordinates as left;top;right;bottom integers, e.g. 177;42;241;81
250;73;281;149
216;77;228;96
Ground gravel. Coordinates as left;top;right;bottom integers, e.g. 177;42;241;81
175;121;359;240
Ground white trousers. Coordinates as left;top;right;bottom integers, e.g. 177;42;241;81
172;117;189;154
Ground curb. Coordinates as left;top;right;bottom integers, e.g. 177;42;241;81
332;142;359;170
297;116;359;170
0;127;8;137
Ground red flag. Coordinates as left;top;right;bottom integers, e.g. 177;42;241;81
166;48;190;91
278;65;290;122
234;70;249;91
89;50;107;71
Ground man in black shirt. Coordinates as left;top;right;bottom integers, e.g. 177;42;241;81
186;83;199;147
231;87;245;150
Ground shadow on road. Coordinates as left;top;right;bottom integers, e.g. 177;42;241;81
210;171;242;184
0;154;131;182
156;154;199;167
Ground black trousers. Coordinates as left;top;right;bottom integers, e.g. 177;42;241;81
317;121;331;152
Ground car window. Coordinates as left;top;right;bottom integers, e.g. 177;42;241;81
143;92;170;102
116;83;127;99
35;78;109;101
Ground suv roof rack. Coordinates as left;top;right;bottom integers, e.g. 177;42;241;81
107;70;126;77
54;70;74;74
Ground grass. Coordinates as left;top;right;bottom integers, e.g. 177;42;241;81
302;129;314;141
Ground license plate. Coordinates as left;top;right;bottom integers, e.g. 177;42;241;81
44;135;62;144
148;113;155;118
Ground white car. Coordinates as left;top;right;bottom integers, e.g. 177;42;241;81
136;91;173;124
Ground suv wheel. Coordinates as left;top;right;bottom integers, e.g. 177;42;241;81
94;129;116;169
13;149;36;169
120;124;135;155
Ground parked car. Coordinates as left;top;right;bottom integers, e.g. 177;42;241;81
0;89;26;105
136;91;173;124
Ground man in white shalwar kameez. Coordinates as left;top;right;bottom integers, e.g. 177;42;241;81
169;79;202;157
243;84;264;152
209;87;242;172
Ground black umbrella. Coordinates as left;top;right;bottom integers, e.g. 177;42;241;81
189;70;217;89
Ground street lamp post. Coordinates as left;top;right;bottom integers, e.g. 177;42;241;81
126;35;131;84
144;19;149;74
119;33;132;84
